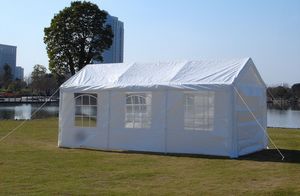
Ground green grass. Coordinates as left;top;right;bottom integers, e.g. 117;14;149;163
0;118;300;195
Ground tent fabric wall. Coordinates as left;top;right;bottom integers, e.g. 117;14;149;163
233;85;267;156
232;60;267;157
59;88;233;157
58;58;267;158
165;88;233;156
108;91;166;152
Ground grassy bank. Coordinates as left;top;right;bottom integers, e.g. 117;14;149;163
0;118;300;195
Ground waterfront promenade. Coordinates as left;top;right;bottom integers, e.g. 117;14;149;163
0;96;59;103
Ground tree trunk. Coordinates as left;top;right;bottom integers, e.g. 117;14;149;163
66;51;76;75
69;64;75;75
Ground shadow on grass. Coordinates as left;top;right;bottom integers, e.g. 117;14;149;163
239;149;300;164
61;147;300;164
129;149;300;164
79;149;300;163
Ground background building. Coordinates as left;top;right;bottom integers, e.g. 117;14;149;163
0;44;17;79
15;66;24;80
102;15;124;63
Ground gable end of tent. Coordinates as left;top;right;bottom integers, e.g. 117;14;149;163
233;58;266;88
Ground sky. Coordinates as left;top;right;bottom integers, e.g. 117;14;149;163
0;0;299;86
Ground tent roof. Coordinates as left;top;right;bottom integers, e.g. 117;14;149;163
61;58;256;90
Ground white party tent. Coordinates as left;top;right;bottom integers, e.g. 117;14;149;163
58;58;268;158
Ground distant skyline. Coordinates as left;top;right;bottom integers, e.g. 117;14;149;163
0;0;299;85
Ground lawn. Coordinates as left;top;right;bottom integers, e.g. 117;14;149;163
0;118;299;195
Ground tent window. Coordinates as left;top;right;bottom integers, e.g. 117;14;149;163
125;93;151;128
184;92;214;131
74;93;97;127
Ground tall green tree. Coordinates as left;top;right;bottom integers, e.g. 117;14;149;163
31;64;47;93
7;79;27;92
44;1;113;82
1;64;13;89
267;86;292;100
31;64;58;96
291;83;300;98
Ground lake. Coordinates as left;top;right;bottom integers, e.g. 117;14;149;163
0;103;59;120
0;103;299;128
267;109;300;128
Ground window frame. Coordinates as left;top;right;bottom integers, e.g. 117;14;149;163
184;91;215;131
74;93;98;128
125;92;152;129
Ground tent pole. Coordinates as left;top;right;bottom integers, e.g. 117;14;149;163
231;85;238;158
58;89;63;146
164;90;168;153
106;90;111;150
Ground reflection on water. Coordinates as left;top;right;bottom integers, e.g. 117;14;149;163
267;109;300;128
15;104;31;120
0;103;59;120
267;103;300;128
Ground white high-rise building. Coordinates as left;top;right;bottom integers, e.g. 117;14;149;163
102;15;124;63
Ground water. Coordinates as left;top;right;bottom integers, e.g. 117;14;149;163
267;109;300;128
0;103;299;128
0;103;59;120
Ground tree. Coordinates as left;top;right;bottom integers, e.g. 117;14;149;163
31;64;47;93
31;64;58;95
44;73;58;96
7;79;27;92
24;74;32;86
44;1;113;82
291;83;300;98
1;64;13;89
267;86;292;100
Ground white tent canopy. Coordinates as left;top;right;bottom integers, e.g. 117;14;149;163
59;58;267;158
